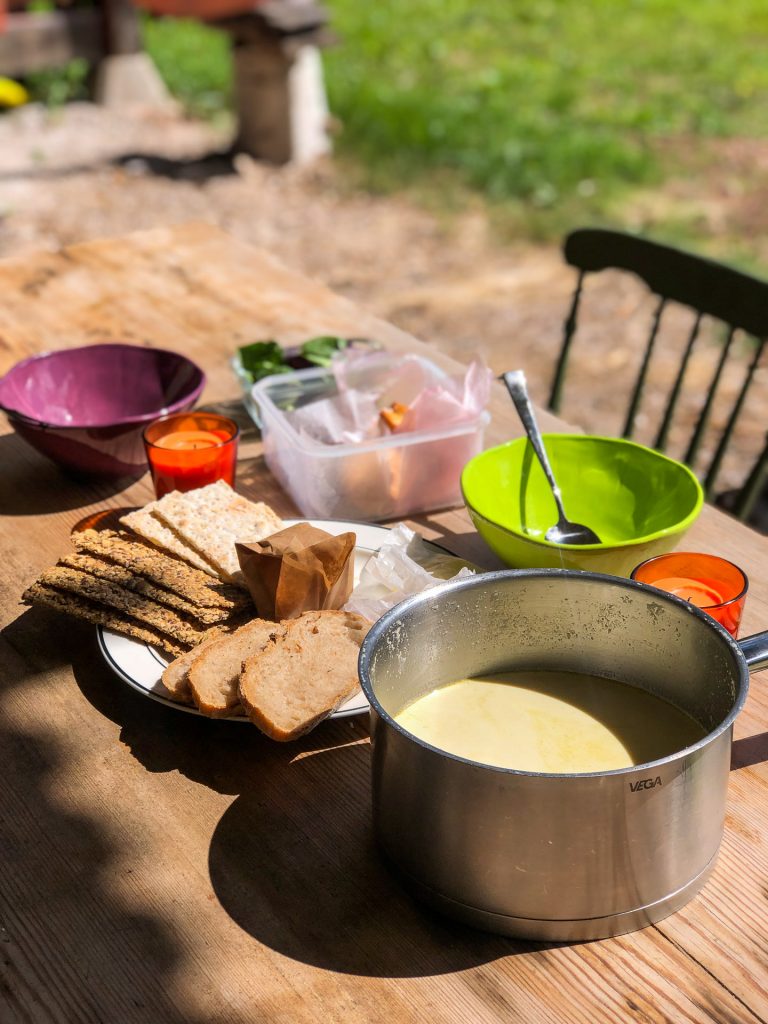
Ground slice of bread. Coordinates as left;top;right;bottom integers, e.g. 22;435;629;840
239;610;371;741
161;629;227;704
188;617;285;717
161;646;198;704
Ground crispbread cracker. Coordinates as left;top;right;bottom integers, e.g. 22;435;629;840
21;582;187;657
152;481;284;581
120;507;220;576
60;553;233;625
34;566;208;647
71;529;248;611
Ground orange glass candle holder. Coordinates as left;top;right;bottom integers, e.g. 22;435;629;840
631;552;748;638
143;411;239;498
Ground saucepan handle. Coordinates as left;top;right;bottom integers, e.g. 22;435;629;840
738;632;768;672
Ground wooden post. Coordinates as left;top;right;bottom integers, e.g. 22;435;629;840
93;0;175;110
226;3;332;165
101;0;143;54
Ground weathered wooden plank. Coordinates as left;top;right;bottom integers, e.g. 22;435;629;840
1;224;768;1024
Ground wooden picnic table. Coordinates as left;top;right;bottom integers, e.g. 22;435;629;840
1;222;767;1024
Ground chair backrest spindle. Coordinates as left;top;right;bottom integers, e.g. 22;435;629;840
683;325;736;468
623;295;666;440
549;269;585;414
654;311;702;452
734;434;768;522
703;335;767;498
550;228;768;523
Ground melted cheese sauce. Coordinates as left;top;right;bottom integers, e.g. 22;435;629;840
394;671;705;773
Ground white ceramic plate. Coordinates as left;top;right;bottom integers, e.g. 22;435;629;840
97;519;400;722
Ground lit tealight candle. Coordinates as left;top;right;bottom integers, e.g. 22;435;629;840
143;413;239;498
650;576;725;608
631;552;748;638
153;429;226;451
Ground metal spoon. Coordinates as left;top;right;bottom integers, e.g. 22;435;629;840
503;370;602;545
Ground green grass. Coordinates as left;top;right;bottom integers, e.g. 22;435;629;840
18;2;768;244
140;2;768;229
143;16;232;122
322;0;768;210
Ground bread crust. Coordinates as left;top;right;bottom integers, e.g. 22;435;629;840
239;610;370;740
188;617;286;717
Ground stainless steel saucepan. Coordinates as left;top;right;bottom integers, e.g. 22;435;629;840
358;569;768;942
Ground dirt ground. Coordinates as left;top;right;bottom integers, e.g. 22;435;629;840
1;102;766;501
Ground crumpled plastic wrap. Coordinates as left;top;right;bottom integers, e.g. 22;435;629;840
287;351;492;446
289;388;380;445
344;523;476;621
394;356;492;433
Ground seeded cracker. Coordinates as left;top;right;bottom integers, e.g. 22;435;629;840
32;566;208;647
21;583;188;657
71;529;248;611
151;480;284;582
59;553;234;625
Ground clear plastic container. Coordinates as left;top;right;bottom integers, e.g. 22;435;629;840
250;360;490;521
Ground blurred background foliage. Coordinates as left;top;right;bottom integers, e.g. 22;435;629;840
17;0;768;249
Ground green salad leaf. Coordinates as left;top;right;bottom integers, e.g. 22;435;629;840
237;340;292;383
300;335;349;366
238;336;353;383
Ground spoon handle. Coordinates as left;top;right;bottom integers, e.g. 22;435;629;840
502;371;568;522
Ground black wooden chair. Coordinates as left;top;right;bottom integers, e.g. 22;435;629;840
548;227;768;524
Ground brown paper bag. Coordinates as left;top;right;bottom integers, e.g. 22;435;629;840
236;523;356;620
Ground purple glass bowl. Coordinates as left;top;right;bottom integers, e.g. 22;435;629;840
0;343;206;478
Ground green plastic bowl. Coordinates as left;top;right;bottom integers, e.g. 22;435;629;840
461;434;704;577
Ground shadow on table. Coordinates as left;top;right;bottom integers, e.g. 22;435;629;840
0;610;212;1024
60;618;551;974
0;433;138;515
207;746;551;978
731;732;768;770
416;514;505;570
